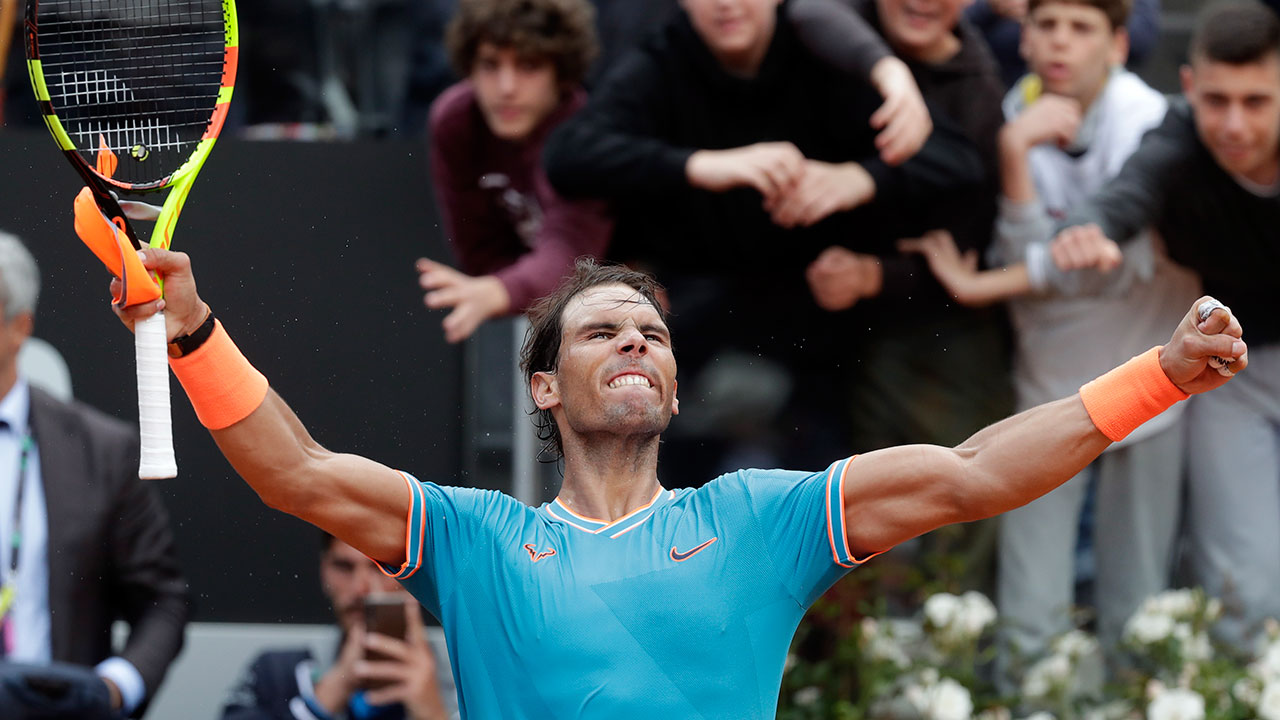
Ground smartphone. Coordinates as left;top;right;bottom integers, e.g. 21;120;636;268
362;592;410;690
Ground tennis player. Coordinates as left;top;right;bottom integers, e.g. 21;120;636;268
103;244;1244;717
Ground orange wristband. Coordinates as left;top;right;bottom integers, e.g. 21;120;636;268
1079;346;1188;442
169;320;269;429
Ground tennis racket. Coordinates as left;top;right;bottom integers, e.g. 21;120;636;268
25;0;238;478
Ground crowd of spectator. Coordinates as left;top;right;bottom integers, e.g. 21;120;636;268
412;0;1280;696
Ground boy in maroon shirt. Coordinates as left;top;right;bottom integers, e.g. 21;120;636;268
417;0;612;343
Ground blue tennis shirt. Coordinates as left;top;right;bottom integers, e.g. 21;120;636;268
379;457;868;719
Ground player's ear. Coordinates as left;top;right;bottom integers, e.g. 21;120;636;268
531;371;560;411
671;379;679;416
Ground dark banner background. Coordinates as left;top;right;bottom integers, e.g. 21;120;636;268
0;131;464;623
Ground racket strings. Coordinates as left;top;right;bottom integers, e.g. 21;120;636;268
34;0;226;184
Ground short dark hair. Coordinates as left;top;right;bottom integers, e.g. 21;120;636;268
1191;1;1280;65
519;258;668;460
1027;0;1131;32
446;0;598;88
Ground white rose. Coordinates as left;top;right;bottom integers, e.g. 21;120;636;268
1126;610;1175;645
1152;589;1197;619
921;667;941;686
975;707;1012;720
1259;682;1280;720
867;633;911;669
927;677;973;720
1021;654;1071;699
862;617;880;639
926;593;963;633
1183;632;1212;663
1052;630;1099;660
1232;677;1262;707
793;686;821;707
1205;598;1223;622
784;653;798;673
1147;688;1205;720
958;591;998;637
1020;712;1056;720
1254;644;1280;684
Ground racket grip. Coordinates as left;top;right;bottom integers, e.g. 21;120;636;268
136;313;177;479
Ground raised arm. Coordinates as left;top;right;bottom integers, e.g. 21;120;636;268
840;297;1247;559
115;250;410;568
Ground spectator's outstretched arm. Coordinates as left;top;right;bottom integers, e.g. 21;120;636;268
787;0;932;165
839;297;1246;559
112;250;411;569
1055;102;1189;258
543;54;698;199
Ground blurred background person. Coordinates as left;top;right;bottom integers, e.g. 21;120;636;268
416;0;612;344
220;532;454;720
0;231;188;719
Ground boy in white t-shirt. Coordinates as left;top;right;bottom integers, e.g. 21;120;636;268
901;0;1201;680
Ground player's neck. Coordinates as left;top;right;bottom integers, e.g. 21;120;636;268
557;436;663;521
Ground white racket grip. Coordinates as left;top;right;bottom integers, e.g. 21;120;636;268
136;312;177;479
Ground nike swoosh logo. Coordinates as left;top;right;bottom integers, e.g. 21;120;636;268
670;537;717;562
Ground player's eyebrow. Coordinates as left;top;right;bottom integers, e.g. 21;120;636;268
576;321;669;338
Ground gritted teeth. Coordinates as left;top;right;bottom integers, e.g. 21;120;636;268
608;374;652;389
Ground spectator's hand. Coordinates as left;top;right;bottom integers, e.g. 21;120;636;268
1160;296;1247;394
110;248;210;341
805;246;884;311
313;621;365;714
1002;94;1082;152
360;601;447;720
767;161;876;228
869;56;932;166
416;258;511;344
0;661;115;720
897;230;982;305
1049;224;1123;272
989;0;1028;21
685;142;806;204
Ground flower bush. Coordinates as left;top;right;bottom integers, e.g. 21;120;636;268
779;587;1280;720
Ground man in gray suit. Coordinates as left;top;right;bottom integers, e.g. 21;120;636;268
0;231;188;718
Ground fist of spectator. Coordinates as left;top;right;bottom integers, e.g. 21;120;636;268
897;230;982;305
1160;296;1248;395
685;142;806;204
805;246;884;311
417;257;511;344
1049;224;1123;273
869;56;932;166
767;161;876;228
1002;94;1083;152
989;0;1028;21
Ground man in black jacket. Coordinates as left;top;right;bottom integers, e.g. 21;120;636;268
1051;1;1280;650
0;231;187;719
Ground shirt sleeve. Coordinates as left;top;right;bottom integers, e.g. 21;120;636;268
374;472;502;620
738;458;879;607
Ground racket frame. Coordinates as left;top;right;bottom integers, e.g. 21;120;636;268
24;0;239;478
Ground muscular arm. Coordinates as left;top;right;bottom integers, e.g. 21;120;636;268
841;298;1246;558
210;391;410;567
842;394;1107;558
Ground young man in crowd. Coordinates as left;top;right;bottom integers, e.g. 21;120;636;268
899;0;1201;675
1050;0;1280;650
221;533;452;720
416;0;612;344
542;0;982;485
